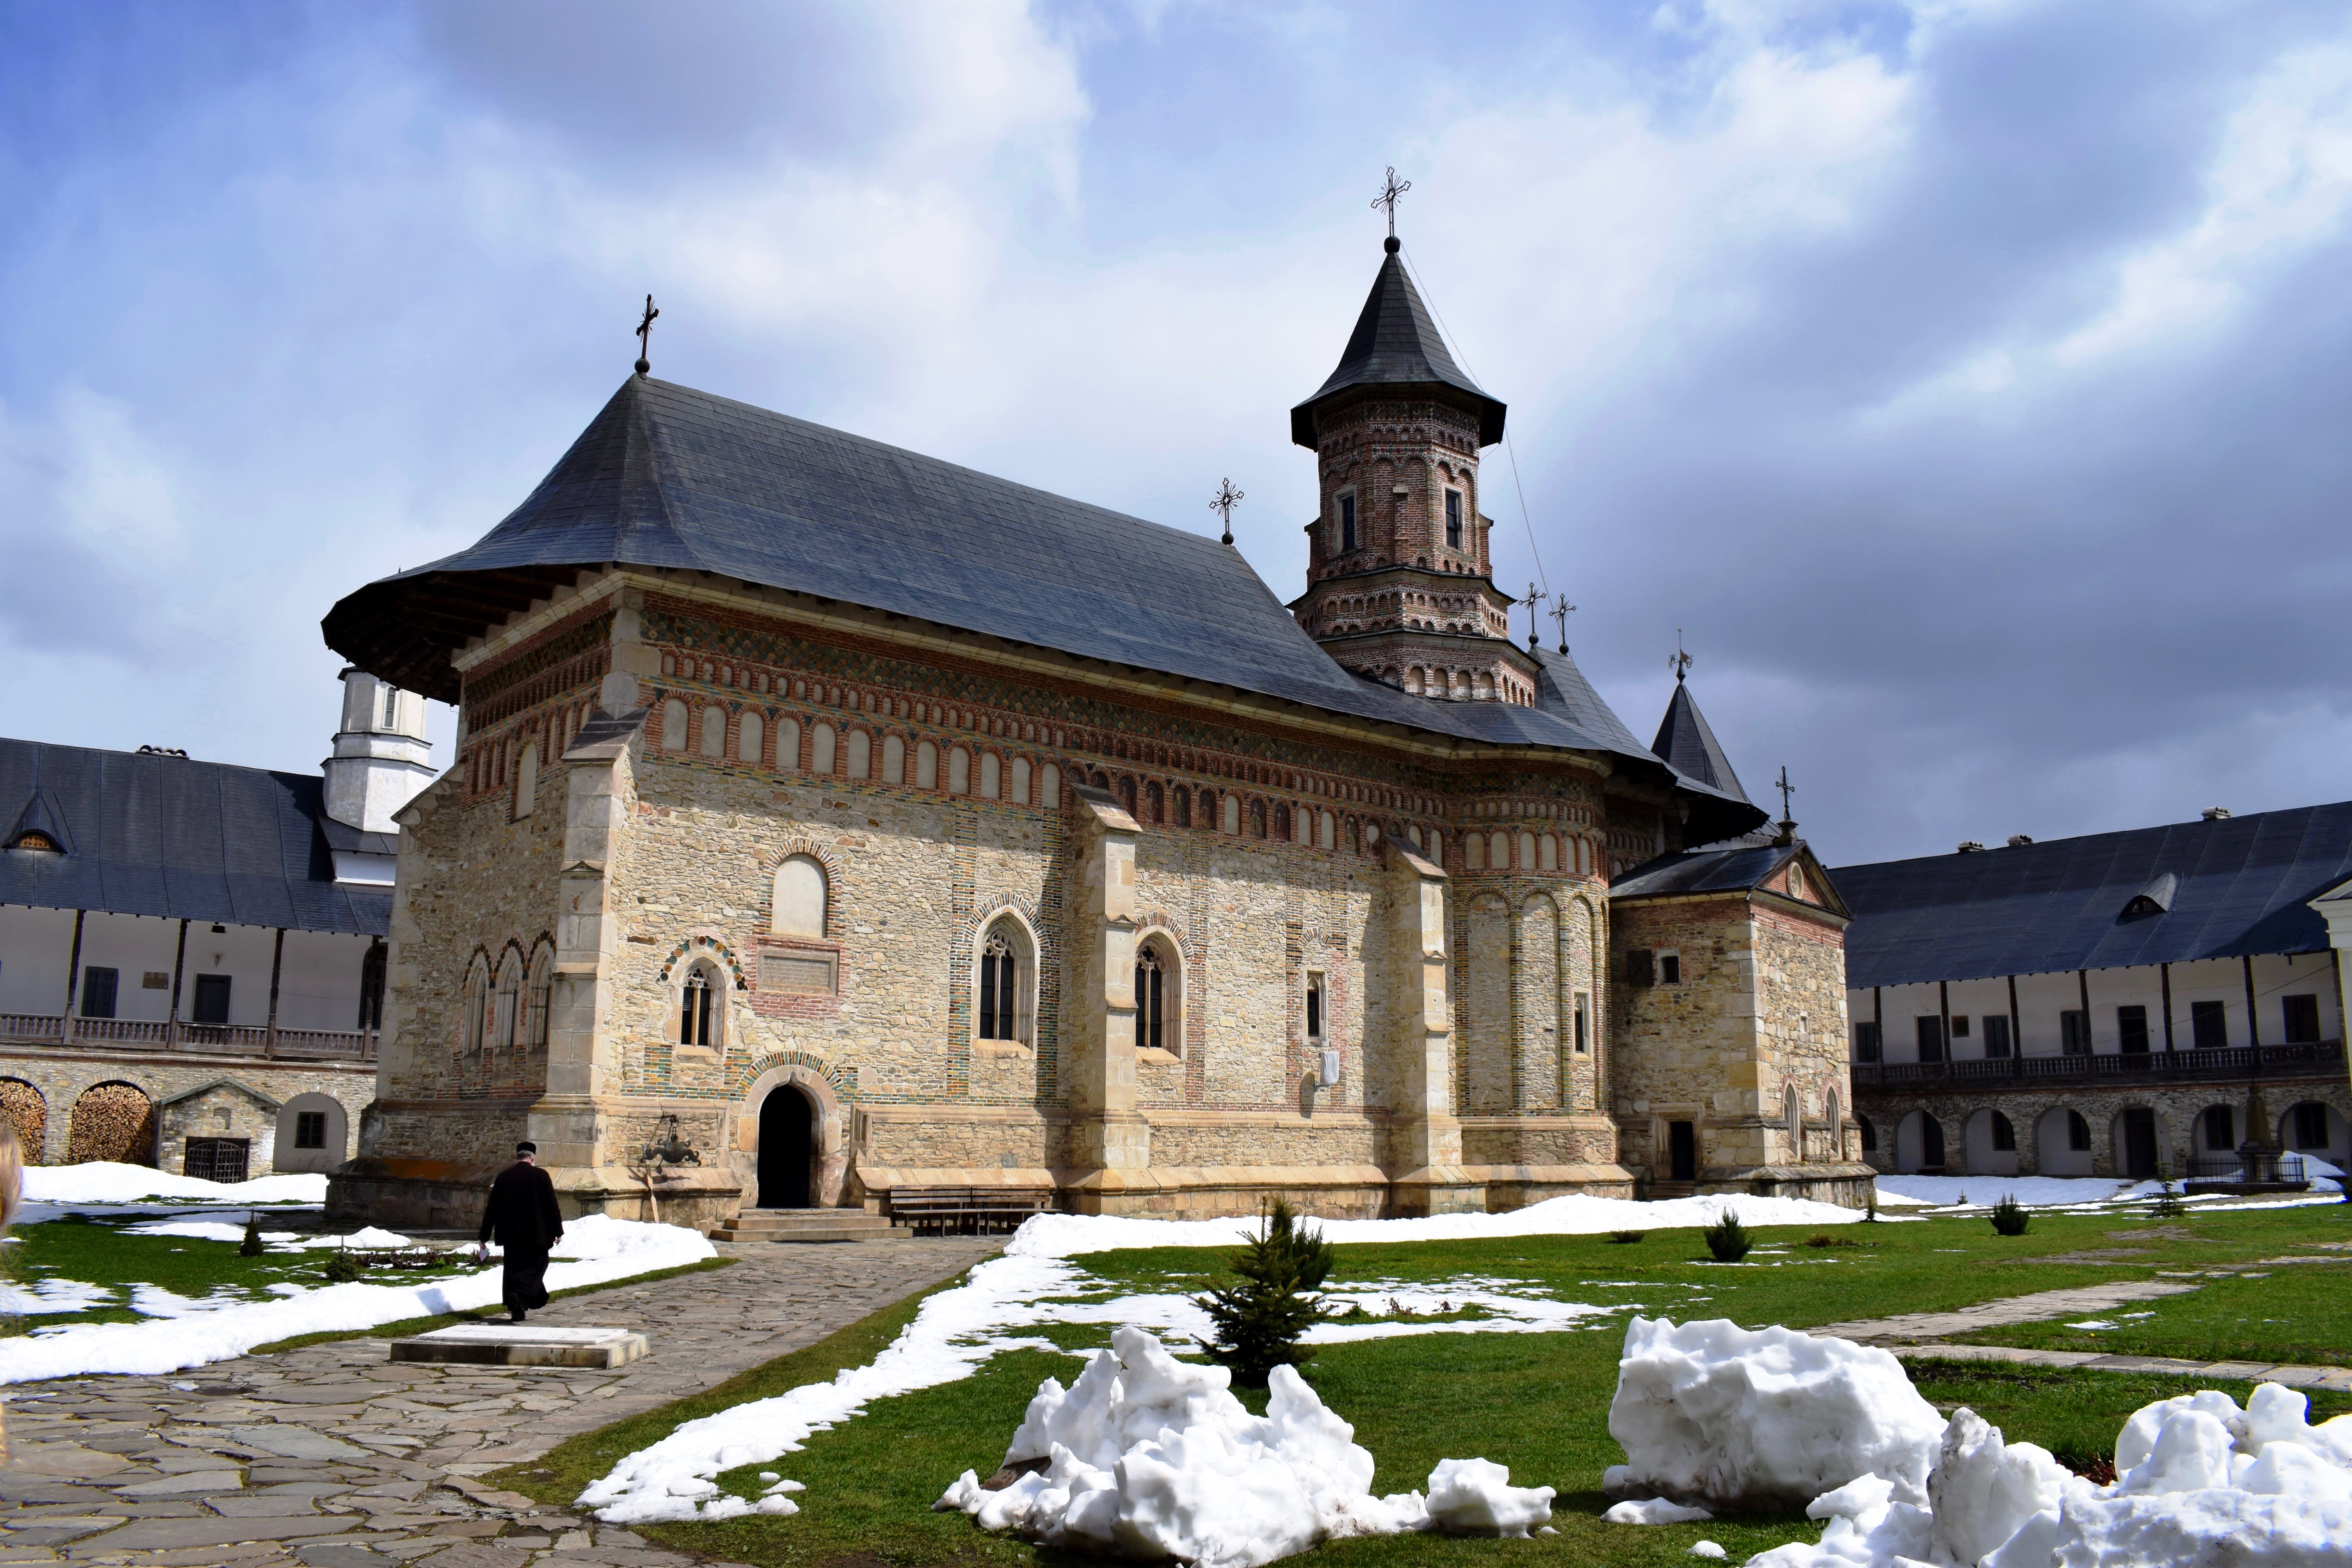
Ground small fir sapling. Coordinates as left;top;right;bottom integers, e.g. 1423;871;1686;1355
1988;1195;2030;1236
1702;1207;1752;1262
1864;1191;1880;1222
1193;1197;1336;1387
239;1210;266;1257
1608;1229;1646;1244
2148;1163;2187;1218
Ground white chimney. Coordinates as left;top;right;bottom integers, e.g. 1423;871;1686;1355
323;669;434;835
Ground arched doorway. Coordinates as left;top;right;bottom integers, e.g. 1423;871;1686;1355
757;1084;816;1208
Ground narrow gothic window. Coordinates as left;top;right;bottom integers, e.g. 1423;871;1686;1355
381;686;399;729
1134;947;1165;1053
1305;973;1323;1039
494;962;521;1051
1339;494;1356;553
1445;488;1463;550
979;936;1016;1041
681;966;717;1047
526;947;552;1053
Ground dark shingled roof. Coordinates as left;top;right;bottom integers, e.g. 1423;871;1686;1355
1651;681;1748;804
1832;801;2352;988
323;377;1762;843
0;737;391;935
1290;248;1506;447
1610;840;1848;918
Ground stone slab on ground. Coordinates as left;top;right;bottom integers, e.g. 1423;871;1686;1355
388;1326;649;1370
1888;1341;2352;1392
1;1235;1001;1567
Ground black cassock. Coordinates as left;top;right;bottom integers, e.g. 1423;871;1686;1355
478;1160;565;1319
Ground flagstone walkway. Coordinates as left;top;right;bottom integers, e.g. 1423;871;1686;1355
0;1236;1003;1568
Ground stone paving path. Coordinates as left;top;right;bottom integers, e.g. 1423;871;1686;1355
0;1236;1002;1568
1887;1342;2352;1392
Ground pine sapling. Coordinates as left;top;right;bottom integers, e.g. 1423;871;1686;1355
1194;1198;1334;1387
2148;1163;2187;1218
1702;1207;1752;1262
1988;1195;2030;1236
239;1210;266;1258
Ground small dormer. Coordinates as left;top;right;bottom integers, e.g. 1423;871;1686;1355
2120;871;2178;920
5;791;69;853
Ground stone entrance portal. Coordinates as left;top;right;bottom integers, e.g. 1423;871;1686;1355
758;1083;816;1208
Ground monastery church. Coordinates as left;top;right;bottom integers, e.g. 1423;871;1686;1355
323;233;1870;1229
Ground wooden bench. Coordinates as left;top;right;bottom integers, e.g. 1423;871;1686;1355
886;1185;1055;1236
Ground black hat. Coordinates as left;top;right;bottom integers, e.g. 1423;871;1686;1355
516;1141;537;1155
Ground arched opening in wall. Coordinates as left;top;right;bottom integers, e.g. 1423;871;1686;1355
679;960;723;1049
1857;1113;1876;1154
1964;1107;2020;1176
976;915;1035;1046
772;855;828;938
739;711;764;764
1134;936;1179;1056
2198;1103;2236;1153
2036;1107;2094;1176
274;1093;348;1174
2113;1106;2160;1180
1144;781;1164;824
461;959;490;1056
1119;777;1136;816
757;1083;817;1208
699;706;727;758
494;959;523;1052
1249;800;1267;838
68;1082;156;1166
1784;1085;1802;1153
1895;1109;1944;1174
1826;1089;1842;1161
1;1078;47;1162
2282;1100;2350;1165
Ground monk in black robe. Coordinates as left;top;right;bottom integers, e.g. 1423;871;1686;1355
477;1141;564;1323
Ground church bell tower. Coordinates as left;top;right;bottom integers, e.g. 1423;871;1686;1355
1287;222;1537;705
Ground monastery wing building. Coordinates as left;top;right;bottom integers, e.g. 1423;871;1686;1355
320;240;1871;1229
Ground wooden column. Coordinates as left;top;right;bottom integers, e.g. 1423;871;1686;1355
2160;962;2175;1051
2006;974;2022;1068
61;908;85;1041
265;928;286;1053
2243;955;2262;1055
167;918;190;1045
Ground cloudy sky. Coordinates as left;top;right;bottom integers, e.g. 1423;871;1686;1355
3;0;2348;867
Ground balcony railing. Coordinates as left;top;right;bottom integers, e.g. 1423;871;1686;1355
2183;1152;2308;1184
0;1012;377;1061
1852;1040;2343;1091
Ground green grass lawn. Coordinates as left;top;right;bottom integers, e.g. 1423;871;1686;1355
492;1202;2352;1568
1945;1253;2352;1367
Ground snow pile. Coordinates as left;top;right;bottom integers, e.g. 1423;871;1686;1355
21;1163;328;1205
1009;1191;1898;1260
1748;1385;2352;1568
1604;1497;1715;1524
577;1244;1622;1526
933;1326;1549;1566
0;1216;712;1383
1606;1318;1947;1510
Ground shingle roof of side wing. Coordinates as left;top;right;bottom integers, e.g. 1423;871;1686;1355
321;377;1761;838
1830;801;2352;988
1650;682;1749;804
0;738;391;935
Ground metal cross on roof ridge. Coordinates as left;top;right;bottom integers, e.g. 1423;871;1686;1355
1550;597;1575;653
1524;583;1545;649
1210;477;1244;545
1372;167;1411;239
1669;629;1693;684
1776;765;1796;824
634;294;659;377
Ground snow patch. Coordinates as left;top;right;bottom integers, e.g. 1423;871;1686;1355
1607;1318;1947;1511
0;1215;711;1383
21;1163;328;1206
1604;1497;1715;1524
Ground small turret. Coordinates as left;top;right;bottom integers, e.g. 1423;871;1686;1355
323;669;433;835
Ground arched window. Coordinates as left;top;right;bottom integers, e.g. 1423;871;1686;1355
777;715;802;769
1222;794;1241;835
513;742;539;818
661;699;688;751
916;740;939;788
1011;756;1032;804
461;960;489;1055
1274;804;1292;841
1540;835;1558;871
382;684;401;729
772;855;828;937
979;752;1001;799
949;746;971;793
979;933;1016;1042
1134;944;1171;1054
1858;1113;1876;1152
494;960;523;1052
812;723;837;774
358;941;387;1032
2067;1109;2092;1151
1041;762;1060;806
1145;781;1164;824
1784;1085;1801;1147
1118;777;1136;816
847;729;872;779
1827;1088;1842;1158
738;711;764;764
526;946;552;1054
680;963;719;1047
883;733;907;783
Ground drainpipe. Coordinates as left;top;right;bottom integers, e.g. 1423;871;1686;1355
62;908;85;1043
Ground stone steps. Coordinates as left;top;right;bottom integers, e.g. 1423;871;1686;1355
709;1208;912;1244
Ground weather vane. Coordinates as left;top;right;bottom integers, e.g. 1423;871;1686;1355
1524;583;1546;650
1372;167;1411;243
634;294;659;377
1210;477;1244;546
1550;597;1575;653
1669;630;1693;684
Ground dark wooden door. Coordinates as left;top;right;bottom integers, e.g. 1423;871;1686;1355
758;1085;815;1207
1669;1121;1696;1182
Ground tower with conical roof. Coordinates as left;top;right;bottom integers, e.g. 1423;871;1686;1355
1287;229;1538;706
1649;669;1749;807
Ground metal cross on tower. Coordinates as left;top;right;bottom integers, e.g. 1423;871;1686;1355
1669;629;1693;684
1775;766;1797;826
1524;583;1546;650
634;294;660;377
1210;477;1244;546
1550;597;1575;653
1372;167;1411;239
